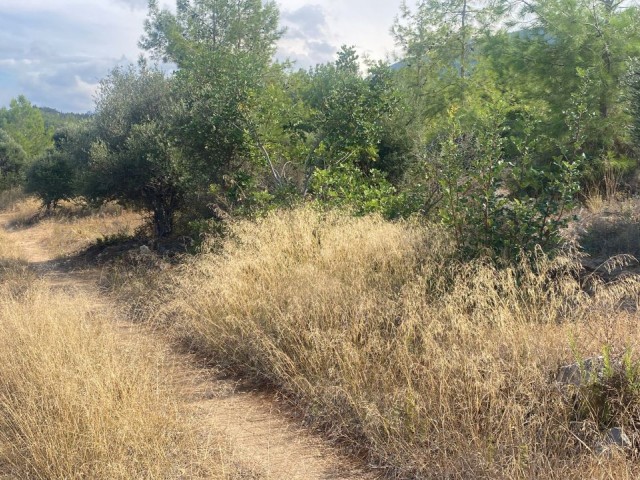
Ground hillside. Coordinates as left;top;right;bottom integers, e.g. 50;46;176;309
38;106;91;130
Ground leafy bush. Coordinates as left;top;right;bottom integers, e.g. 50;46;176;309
434;107;581;261
310;162;404;218
24;151;76;209
0;129;27;191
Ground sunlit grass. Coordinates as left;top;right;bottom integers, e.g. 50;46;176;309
161;207;640;478
0;202;225;479
3;198;144;259
0;280;226;479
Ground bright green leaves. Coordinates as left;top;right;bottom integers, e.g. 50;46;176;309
0;96;53;160
310;163;402;218
290;48;400;192
434;105;581;261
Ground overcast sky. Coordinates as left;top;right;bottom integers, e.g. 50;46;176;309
0;0;403;113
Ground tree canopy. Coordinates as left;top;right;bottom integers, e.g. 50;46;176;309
0;96;53;160
8;0;640;260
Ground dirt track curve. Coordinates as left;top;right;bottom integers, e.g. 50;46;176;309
1;212;381;480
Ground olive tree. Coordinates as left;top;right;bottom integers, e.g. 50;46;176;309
84;64;188;237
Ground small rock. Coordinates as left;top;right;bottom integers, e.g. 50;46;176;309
606;427;632;448
595;427;632;455
556;356;604;386
139;245;152;255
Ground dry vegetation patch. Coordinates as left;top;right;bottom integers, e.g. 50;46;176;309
4;198;144;260
160;208;640;478
0;200;225;479
0;282;224;479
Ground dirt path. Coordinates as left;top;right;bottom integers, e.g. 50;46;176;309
1;215;381;480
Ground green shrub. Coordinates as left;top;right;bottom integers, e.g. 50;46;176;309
0;129;27;191
435;106;581;262
310;162;404;218
24;151;76;209
574;346;640;432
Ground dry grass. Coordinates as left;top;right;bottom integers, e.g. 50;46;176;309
160;208;640;479
0;281;225;479
4;198;144;259
0;199;226;479
0;222;35;288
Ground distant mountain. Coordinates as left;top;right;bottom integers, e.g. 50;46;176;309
38;107;91;131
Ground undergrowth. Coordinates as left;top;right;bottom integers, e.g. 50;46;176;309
156;207;640;479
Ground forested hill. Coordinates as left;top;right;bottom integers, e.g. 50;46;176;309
38;107;91;131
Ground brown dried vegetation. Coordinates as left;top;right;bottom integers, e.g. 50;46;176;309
160;208;640;478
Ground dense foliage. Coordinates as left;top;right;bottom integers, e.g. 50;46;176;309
0;129;27;191
9;0;640;261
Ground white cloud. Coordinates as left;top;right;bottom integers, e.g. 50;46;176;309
75;75;100;100
277;0;403;68
112;0;149;9
278;4;337;67
1;0;405;112
0;1;145;112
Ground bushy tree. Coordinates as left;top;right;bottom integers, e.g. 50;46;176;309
392;0;506;123
0;129;27;191
20;121;93;210
0;96;53;159
24;151;75;209
140;0;284;211
85;64;188;237
487;0;640;156
271;47;400;198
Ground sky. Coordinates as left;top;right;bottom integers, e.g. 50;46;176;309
0;0;404;113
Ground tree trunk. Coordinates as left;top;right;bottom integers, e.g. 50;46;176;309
460;0;468;80
152;202;174;238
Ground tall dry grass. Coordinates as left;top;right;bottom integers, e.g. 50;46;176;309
0;197;231;479
4;198;144;259
162;208;640;478
0;281;225;479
